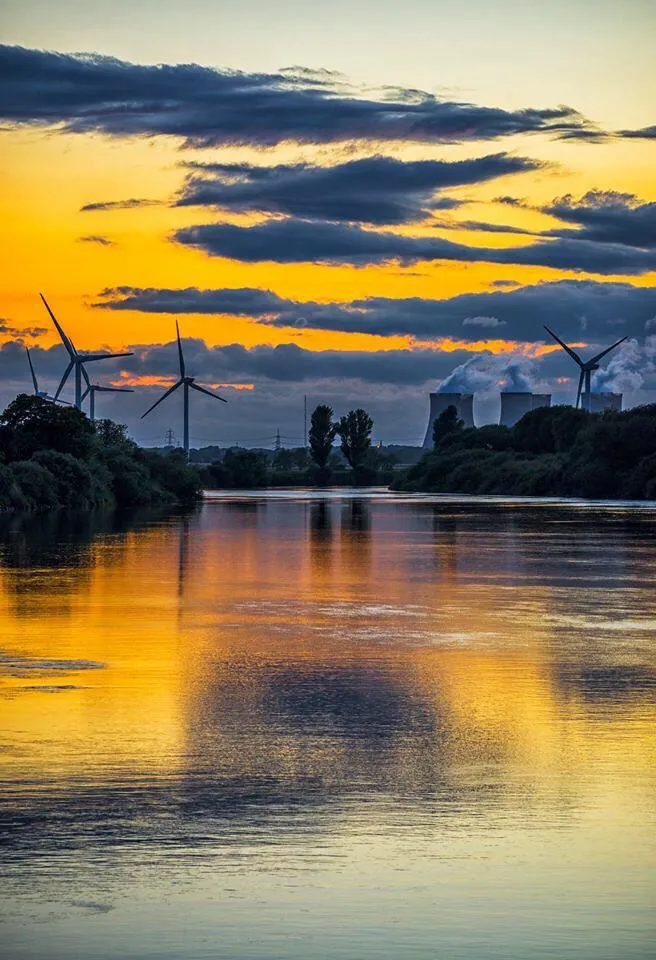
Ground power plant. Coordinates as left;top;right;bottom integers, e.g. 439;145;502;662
586;392;622;413
500;392;551;427
422;392;474;448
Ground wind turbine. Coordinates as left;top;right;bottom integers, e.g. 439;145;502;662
39;293;133;410
80;366;134;422
140;321;227;458
25;347;70;404
544;326;627;411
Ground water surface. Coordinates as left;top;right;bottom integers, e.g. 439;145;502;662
1;491;655;959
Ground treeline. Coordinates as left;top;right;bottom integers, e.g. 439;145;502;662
200;405;399;488
0;395;201;511
392;404;656;500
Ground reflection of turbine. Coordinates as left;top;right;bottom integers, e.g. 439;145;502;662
40;293;133;410
544;326;627;411
81;377;134;422
25;347;70;404
141;321;227;459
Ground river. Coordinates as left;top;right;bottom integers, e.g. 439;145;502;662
1;490;655;959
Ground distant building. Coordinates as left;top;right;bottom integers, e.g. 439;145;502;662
422;392;474;448
585;392;622;413
499;392;551;427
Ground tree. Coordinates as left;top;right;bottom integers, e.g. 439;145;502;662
94;418;130;448
209;449;268;488
432;405;464;448
337;408;373;481
309;405;336;482
0;394;94;462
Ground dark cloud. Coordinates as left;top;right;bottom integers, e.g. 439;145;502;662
176;154;541;225
173;218;656;274
96;286;293;317
78;234;115;246
0;319;49;339
616;125;656;140
434;218;539;236
491;279;521;288
542;191;656;248
0;44;602;147
80;198;159;212
96;279;656;343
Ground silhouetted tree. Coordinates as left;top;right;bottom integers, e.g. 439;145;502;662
309;405;337;482
0;394;93;462
209;449;268;488
432;405;464;448
0;396;202;510
94;418;130;447
337;408;373;482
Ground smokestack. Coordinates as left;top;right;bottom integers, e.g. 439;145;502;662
585;392;622;413
422;392;474;448
531;394;551;411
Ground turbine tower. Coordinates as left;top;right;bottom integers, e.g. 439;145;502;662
80;368;134;422
25;347;69;404
40;293;133;410
140;321;227;458
544;326;627;411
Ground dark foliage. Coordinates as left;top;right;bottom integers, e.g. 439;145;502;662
204;448;269;488
0;395;202;512
337;408;374;483
393;404;656;501
309;404;337;483
432;404;464;448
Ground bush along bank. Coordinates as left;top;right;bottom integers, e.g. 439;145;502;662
0;395;202;511
392;403;656;500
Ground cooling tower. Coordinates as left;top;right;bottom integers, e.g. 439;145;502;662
422;392;474;448
585;392;622;413
499;392;531;427
500;392;552;427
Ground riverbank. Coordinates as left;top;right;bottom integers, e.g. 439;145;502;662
0;395;201;511
392;403;656;500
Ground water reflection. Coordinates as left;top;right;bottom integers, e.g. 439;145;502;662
1;495;655;959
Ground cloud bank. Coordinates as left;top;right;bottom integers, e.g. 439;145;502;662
0;44;603;148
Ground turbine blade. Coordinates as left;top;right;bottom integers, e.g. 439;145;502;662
175;321;186;379
51;396;72;405
544;326;584;367
140;381;182;419
79;351;134;363
40;293;76;358
81;386;91;402
54;360;74;401
576;369;585;409
80;363;91;389
588;336;628;367
94;386;134;393
189;382;228;403
25;347;39;393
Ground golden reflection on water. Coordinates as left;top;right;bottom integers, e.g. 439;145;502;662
1;495;655;958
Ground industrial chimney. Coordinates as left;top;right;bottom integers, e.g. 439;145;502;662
422;392;474;448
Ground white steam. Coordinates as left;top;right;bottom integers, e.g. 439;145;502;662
593;338;643;393
438;354;534;393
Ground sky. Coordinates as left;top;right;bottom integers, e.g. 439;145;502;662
1;0;655;446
